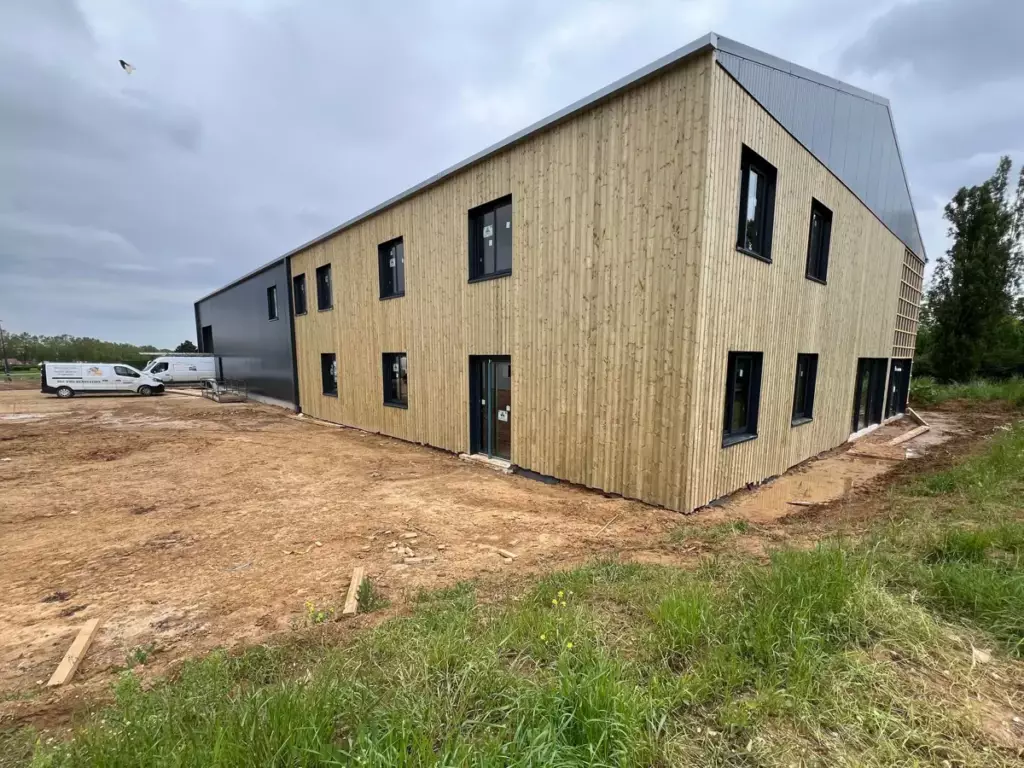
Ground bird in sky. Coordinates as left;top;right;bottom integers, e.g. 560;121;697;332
119;59;135;74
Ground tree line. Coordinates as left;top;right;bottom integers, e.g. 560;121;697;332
1;333;198;367
915;156;1024;382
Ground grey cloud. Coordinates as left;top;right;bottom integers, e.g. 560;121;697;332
840;0;1024;89
1;0;1013;345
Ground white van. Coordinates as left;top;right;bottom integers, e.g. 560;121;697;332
142;356;216;384
40;362;165;398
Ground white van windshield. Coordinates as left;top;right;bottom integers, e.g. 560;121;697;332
142;361;155;371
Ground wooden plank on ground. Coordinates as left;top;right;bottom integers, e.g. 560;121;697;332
342;567;365;616
47;618;101;687
907;407;929;427
888;425;930;446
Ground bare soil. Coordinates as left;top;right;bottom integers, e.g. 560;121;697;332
0;390;1004;728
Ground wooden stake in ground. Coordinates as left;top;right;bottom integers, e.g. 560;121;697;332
47;618;101;687
342;567;365;616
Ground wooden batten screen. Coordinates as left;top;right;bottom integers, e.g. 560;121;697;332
892;249;924;358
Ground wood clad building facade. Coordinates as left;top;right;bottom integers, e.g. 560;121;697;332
198;34;924;513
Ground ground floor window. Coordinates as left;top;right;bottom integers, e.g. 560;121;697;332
382;353;408;407
320;353;337;396
723;351;763;446
792;353;818;425
852;358;887;432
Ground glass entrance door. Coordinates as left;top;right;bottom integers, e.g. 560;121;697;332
852;358;888;432
470;356;511;460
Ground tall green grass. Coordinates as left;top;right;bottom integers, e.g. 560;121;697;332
911;375;1024;407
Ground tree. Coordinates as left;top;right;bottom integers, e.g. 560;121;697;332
926;156;1024;381
174;340;198;353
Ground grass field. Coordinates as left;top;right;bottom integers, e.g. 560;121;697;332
11;420;1024;766
912;375;1024;408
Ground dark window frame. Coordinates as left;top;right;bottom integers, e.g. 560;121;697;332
722;351;764;447
736;145;777;263
293;273;307;316
320;352;337;397
267;285;279;321
378;236;406;300
468;194;513;283
315;264;333;311
805;199;833;284
382;352;408;409
791;353;819;426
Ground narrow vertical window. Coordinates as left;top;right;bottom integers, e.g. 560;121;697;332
382;352;408;407
267;285;278;320
320;353;337;396
723;351;763;446
293;273;307;315
469;195;513;281
378;237;405;299
736;146;777;262
791;353;818;424
316;264;333;310
805;200;833;283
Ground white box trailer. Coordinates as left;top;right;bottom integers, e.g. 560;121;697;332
141;355;217;384
40;363;165;398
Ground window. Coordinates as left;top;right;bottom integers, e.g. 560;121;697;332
320;353;337;396
114;366;139;378
293;273;307;315
791;353;818;425
267;285;278;320
382;352;408;408
378;237;405;299
468;195;512;281
151;362;169;373
316;264;333;310
736;145;777;262
722;351;763;446
805;200;833;283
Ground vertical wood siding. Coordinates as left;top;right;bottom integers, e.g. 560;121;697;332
290;54;712;509
682;63;908;510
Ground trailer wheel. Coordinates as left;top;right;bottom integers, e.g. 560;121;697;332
56;386;74;399
138;385;153;396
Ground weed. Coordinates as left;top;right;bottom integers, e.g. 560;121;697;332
356;577;388;613
303;600;335;626
124;643;155;669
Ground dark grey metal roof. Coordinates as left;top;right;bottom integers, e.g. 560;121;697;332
197;32;922;303
715;37;924;260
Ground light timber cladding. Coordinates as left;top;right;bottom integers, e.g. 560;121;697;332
291;54;712;509
893;249;925;359
274;41;923;514
680;63;909;511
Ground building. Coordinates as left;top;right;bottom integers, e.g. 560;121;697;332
194;33;924;513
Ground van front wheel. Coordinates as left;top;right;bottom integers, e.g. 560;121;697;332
138;385;153;396
56;386;74;399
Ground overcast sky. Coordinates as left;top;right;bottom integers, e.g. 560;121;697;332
1;0;1020;348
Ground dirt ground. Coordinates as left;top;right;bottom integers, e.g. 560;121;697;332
0;389;1005;727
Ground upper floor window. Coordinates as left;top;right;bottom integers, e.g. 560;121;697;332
722;351;763;447
378;237;405;299
316;264;333;311
791;353;818;425
736;145;777;262
293;273;307;315
469;195;512;281
267;285;278;320
805;199;833;283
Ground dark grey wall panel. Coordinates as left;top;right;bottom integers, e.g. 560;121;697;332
717;48;924;259
194;260;297;406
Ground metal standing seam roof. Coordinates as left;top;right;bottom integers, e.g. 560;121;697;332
196;32;923;304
